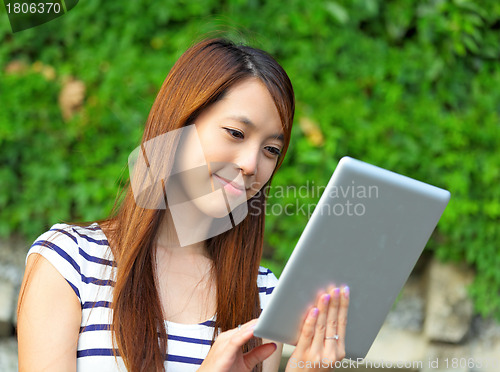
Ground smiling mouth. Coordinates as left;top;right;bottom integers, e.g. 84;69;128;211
213;174;245;191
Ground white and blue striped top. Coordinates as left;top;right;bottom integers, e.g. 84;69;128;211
26;223;279;371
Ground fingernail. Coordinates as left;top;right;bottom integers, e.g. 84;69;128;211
343;286;350;298
311;307;319;318
333;287;340;297
244;325;256;333
245;326;256;335
323;294;331;304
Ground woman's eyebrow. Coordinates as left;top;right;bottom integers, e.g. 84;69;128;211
226;115;284;142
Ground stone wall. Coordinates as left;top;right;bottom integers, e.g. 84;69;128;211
0;236;26;371
280;256;500;371
1;238;500;371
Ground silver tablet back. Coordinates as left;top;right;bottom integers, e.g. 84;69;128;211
254;157;450;359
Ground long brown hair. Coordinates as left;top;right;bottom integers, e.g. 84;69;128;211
100;38;295;371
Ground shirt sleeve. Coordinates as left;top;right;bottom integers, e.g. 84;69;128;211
26;223;83;305
257;266;279;311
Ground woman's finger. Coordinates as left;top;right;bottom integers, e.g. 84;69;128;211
295;306;319;351
310;292;331;352
221;319;258;351
324;286;340;352
337;286;350;352
243;342;277;370
226;318;258;336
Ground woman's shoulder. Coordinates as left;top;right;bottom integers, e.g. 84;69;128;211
29;222;115;267
30;222;110;251
257;265;277;281
257;266;279;311
46;222;108;243
257;266;279;289
27;222;115;302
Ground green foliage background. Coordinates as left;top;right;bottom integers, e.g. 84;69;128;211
1;1;499;318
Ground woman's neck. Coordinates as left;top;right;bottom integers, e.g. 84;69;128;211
155;209;211;258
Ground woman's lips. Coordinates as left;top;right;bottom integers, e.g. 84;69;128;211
213;174;245;196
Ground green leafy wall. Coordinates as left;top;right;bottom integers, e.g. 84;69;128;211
1;0;499;318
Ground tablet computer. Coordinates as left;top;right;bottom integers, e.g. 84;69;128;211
254;156;450;359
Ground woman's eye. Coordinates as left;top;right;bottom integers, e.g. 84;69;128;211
224;127;244;139
266;146;282;157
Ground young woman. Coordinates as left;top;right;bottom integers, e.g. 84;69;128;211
17;38;349;372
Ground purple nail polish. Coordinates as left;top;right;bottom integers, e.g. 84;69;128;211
343;286;350;298
323;294;331;304
311;307;319;317
334;287;340;297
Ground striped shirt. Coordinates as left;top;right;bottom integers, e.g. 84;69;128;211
27;223;279;371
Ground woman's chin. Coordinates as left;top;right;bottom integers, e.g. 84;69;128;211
203;206;231;219
194;196;246;220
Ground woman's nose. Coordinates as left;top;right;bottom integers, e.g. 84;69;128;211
236;148;259;177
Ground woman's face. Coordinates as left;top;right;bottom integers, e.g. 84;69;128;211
172;78;284;219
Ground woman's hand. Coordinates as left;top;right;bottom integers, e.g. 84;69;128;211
198;319;278;372
285;285;350;371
